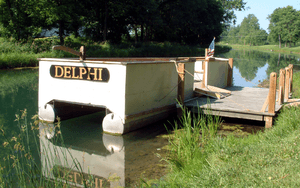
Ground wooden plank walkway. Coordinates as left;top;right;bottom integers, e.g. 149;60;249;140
185;86;283;125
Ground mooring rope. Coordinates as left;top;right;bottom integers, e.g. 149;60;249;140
157;80;182;102
171;59;202;81
160;60;253;112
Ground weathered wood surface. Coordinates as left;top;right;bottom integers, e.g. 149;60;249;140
186;86;283;120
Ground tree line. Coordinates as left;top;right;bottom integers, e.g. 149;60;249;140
0;0;246;45
221;6;300;47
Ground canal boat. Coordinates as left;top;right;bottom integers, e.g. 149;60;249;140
38;57;196;134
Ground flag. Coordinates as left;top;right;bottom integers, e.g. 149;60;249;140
207;38;215;58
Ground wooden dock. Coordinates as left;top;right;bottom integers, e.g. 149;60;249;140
186;86;282;126
182;64;294;128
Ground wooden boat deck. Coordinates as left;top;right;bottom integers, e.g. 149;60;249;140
185;85;283;122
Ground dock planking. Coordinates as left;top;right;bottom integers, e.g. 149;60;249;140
186;85;283;123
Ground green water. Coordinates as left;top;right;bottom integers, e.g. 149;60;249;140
0;68;170;187
0;68;39;156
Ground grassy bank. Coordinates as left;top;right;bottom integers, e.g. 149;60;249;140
219;43;300;57
0;37;232;69
149;71;300;187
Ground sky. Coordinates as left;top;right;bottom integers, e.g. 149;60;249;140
234;0;300;32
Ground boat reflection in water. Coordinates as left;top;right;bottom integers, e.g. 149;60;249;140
39;112;169;187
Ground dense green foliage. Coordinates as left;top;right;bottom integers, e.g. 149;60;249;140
221;6;300;47
268;6;300;48
0;37;232;69
221;14;268;45
0;0;246;45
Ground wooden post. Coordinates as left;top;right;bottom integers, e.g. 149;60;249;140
278;68;285;105
227;58;233;87
201;48;208;89
80;46;86;60
266;72;277;128
265;116;273;129
284;67;290;102
177;62;185;116
201;60;206;88
289;64;293;93
268;72;277;114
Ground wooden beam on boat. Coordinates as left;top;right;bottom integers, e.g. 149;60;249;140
206;85;231;94
80;46;86;60
52;45;81;56
194;88;222;99
53;45;86;60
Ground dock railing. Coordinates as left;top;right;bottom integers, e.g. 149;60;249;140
264;64;294;128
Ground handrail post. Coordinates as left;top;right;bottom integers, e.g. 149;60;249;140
284;67;290;102
80;46;86;60
177;62;185;104
289;64;293;93
201;48;209;89
227;58;233;87
177;62;185;116
268;72;277;114
265;72;277;128
278;69;285;105
201;60;206;88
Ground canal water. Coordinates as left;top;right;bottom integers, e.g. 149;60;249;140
0;50;299;187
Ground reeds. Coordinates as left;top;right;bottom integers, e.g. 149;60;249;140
152;79;300;187
0;110;101;187
165;104;222;171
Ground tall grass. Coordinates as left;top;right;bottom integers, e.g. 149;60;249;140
164;104;222;172
152;105;300;187
146;72;300;187
0;110;100;187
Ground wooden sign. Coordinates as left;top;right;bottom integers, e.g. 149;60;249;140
50;65;109;82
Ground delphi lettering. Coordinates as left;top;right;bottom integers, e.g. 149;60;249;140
50;65;109;82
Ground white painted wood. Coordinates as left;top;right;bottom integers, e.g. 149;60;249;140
206;60;229;88
38;61;127;121
194;60;203;81
38;58;195;134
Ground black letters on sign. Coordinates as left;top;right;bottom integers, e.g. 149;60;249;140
50;65;109;82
